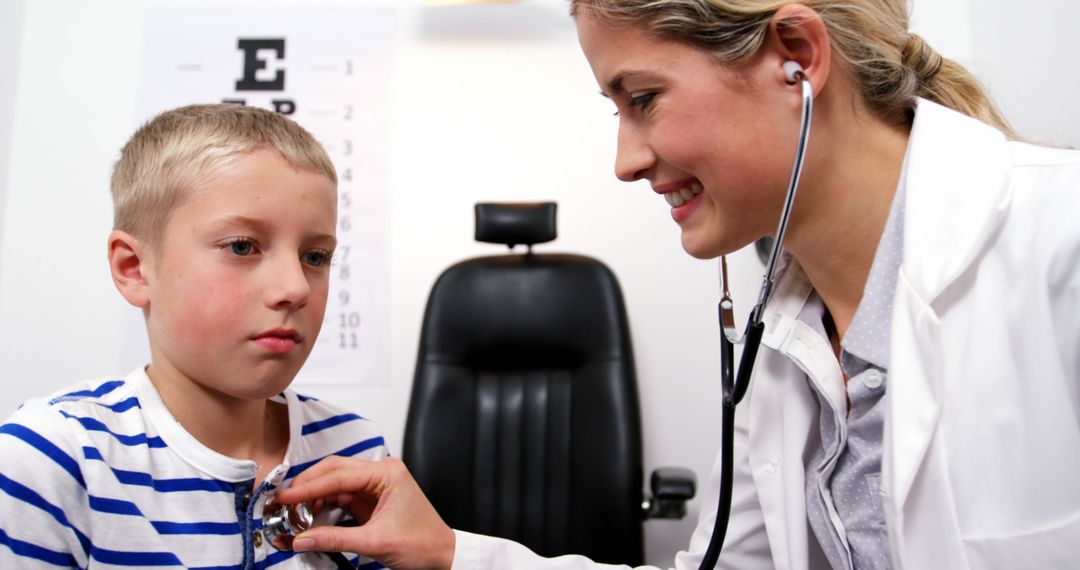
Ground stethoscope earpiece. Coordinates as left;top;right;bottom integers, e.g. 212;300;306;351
782;60;805;84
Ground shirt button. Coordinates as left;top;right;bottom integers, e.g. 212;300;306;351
253;530;264;548
864;370;884;389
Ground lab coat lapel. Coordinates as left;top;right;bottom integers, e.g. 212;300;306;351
886;100;1012;528
752;260;819;570
885;272;942;519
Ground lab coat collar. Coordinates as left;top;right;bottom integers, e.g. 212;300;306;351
759;99;1013;341
901;99;1013;304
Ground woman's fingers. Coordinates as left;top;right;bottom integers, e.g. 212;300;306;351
277;457;385;505
284;454;359;489
279;456;455;570
291;525;365;556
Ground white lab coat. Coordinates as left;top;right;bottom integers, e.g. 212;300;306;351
450;100;1080;570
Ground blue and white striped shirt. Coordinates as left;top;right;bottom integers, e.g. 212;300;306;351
0;368;388;569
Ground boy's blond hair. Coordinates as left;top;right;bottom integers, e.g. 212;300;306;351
111;104;337;247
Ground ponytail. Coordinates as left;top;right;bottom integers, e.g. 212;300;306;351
900;34;1015;137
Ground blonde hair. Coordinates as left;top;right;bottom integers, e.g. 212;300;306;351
111;104;337;246
571;0;1015;137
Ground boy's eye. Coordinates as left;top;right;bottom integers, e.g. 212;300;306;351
303;250;331;267
225;238;255;256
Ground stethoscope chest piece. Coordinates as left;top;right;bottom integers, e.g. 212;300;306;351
262;496;313;551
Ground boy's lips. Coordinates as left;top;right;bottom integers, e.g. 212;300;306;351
252;328;302;353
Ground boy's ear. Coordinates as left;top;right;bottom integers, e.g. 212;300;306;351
108;230;152;309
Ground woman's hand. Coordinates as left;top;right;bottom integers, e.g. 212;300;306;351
275;456;455;570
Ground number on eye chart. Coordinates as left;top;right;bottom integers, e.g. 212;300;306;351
340;312;361;329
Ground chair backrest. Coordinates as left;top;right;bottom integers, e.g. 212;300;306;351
403;203;645;565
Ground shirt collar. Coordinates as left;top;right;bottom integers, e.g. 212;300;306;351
131;366;302;483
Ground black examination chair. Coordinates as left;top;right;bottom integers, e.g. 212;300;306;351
403;202;695;565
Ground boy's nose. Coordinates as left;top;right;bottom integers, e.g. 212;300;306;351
265;256;310;309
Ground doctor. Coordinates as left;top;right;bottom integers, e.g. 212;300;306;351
278;1;1080;568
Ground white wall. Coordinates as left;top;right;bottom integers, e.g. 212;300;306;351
909;0;1080;148
0;0;26;257
0;0;1075;565
968;0;1080;147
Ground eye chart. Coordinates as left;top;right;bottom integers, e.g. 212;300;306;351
127;5;395;386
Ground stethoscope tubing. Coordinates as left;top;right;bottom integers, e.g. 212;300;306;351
755;75;814;322
698;72;813;570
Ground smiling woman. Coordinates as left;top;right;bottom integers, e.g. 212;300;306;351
269;1;1080;570
579;12;797;260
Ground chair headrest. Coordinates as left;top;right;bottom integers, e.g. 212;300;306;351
474;202;556;247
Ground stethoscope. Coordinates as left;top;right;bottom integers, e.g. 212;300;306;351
698;60;813;570
262;495;356;569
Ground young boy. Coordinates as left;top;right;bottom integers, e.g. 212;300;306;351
0;104;387;569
